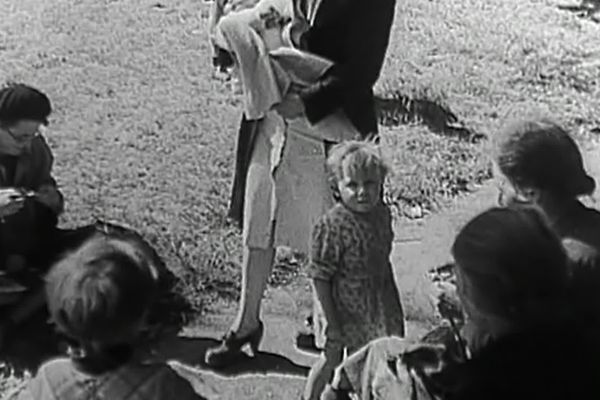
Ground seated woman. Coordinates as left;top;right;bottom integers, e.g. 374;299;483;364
322;206;600;400
0;83;64;349
13;232;203;400
431;117;600;331
495;118;600;326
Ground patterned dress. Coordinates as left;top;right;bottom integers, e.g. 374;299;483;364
307;202;405;352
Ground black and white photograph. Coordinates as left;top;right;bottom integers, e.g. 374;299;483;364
0;0;599;398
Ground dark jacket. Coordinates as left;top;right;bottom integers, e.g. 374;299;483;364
552;200;600;329
227;0;397;226
296;0;396;135
0;135;64;265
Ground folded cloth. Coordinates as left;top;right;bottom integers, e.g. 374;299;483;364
213;0;332;119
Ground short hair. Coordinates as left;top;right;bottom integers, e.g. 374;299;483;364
0;83;52;126
452;205;568;322
46;238;158;344
496;118;595;197
326;140;390;182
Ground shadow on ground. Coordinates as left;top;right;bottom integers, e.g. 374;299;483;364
557;2;600;22
374;92;487;142
155;336;310;377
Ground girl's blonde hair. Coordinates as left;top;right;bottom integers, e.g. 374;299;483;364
326;140;390;182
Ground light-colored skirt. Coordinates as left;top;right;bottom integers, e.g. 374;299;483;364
242;109;358;253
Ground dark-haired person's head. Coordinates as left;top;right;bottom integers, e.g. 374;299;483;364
46;238;158;372
451;206;569;349
0;83;52;152
495;118;595;207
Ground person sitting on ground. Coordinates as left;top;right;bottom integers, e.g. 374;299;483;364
14;236;204;400
495;117;600;327
321;205;600;400
303;141;405;400
0;83;64;349
430;117;600;334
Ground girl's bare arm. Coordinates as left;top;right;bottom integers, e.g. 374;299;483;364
312;278;341;333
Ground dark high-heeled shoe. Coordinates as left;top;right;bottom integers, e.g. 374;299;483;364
204;321;264;368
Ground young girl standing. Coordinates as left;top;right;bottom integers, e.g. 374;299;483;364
303;140;405;400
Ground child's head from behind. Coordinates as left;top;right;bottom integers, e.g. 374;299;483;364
46;237;158;364
327;140;389;213
495;118;595;206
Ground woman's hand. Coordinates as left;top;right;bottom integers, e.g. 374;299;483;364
0;188;24;218
34;184;62;213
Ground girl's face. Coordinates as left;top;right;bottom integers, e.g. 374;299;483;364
337;163;382;213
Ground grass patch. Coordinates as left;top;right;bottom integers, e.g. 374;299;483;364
381;125;492;216
379;0;600;136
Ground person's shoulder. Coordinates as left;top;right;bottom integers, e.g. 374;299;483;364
29;134;54;158
27;358;79;397
37;357;75;375
573;203;600;235
563;204;600;262
375;202;393;222
317;203;350;225
31;134;51;148
578;202;600;221
326;203;349;217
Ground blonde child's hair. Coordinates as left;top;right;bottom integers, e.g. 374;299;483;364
326;139;391;183
46;237;158;344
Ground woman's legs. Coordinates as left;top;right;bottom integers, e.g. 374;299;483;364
304;341;345;400
204;246;275;367
231;246;275;335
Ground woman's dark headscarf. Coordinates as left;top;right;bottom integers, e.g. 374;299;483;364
496;118;594;197
0;83;52;126
451;205;569;325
